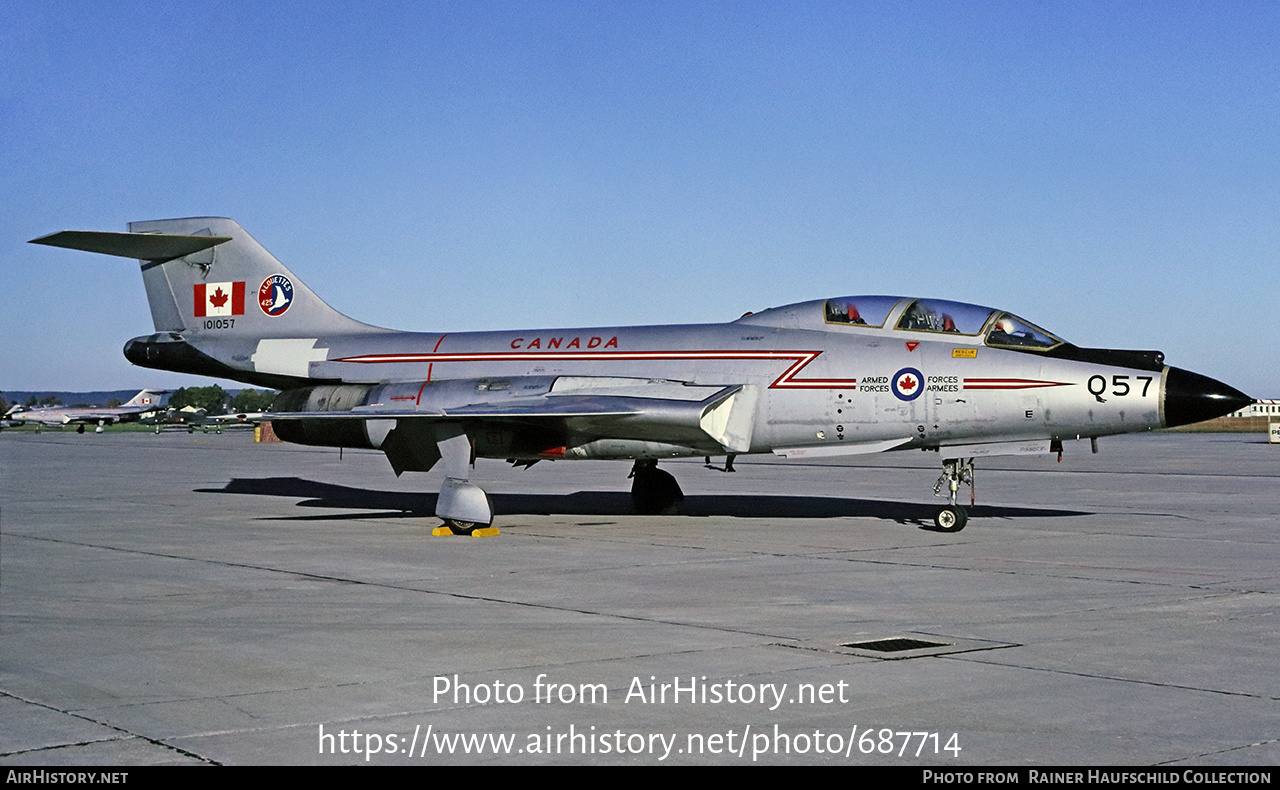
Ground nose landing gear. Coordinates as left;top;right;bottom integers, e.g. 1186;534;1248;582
932;458;974;532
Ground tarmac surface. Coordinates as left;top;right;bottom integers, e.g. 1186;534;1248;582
1;429;1276;765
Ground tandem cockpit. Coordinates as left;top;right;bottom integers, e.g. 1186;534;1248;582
738;295;1169;370
738;296;1065;352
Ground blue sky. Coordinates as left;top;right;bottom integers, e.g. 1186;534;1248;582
3;1;1276;395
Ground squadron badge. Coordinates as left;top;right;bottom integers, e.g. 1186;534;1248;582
259;274;294;317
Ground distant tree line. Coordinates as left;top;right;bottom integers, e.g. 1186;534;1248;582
230;388;277;413
1;394;64;411
1;389;276;415
168;386;277;414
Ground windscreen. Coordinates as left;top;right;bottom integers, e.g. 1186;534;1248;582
984;313;1064;350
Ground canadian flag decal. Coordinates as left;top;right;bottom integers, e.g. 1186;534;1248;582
194;282;245;317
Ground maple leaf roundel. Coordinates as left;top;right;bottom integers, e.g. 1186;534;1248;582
892;367;924;401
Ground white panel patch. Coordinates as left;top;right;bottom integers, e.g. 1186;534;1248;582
551;376;721;401
252;338;328;378
774;438;913;458
939;440;1049;459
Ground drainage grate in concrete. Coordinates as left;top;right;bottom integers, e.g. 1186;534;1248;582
778;633;1020;660
842;637;950;652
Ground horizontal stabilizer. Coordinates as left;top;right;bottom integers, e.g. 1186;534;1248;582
30;231;231;263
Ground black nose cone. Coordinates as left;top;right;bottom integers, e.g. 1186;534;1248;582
1163;367;1252;428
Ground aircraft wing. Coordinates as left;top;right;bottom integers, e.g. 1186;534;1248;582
267;377;760;469
64;405;161;424
60;413;125;425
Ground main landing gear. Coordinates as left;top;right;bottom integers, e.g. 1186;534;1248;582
432;476;499;537
433;494;499;535
630;459;684;514
431;433;499;537
434;519;499;537
932;458;974;532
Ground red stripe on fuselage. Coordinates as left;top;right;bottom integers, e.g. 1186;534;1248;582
963;378;1071;389
334;348;856;389
425;335;448;384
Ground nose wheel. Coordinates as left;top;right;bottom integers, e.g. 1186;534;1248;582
934;504;967;532
932;458;974;532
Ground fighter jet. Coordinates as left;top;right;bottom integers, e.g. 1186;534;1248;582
4;389;170;433
147;406;262;433
31;218;1251;534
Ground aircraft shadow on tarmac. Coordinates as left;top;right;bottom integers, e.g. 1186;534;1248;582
196;477;1089;530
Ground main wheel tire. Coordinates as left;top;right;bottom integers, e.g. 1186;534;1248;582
934;505;968;532
443;519;481;536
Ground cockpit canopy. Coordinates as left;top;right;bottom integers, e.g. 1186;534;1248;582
740;296;1065;351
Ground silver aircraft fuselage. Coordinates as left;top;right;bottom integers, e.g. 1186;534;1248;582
250;310;1166;460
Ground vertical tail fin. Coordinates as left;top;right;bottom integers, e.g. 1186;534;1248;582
31;218;386;389
125;218;378;338
122;389;171;408
32;218;378;338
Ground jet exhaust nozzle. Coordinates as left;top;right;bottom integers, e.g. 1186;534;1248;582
1162;367;1252;428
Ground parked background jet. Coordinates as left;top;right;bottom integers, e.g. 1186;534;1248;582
142;406;263;433
4;388;170;433
31;219;1251;533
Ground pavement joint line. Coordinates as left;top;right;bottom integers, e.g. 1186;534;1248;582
943;653;1271;700
6;533;799;641
0;689;220;764
1152;736;1280;765
11;529;1273;594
